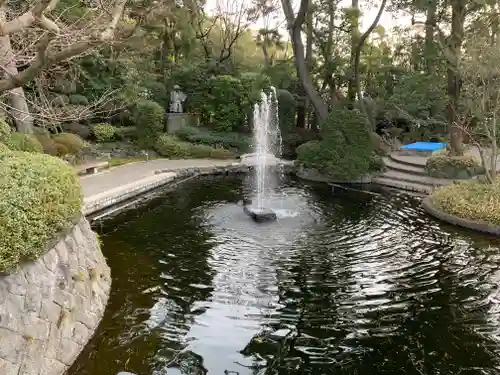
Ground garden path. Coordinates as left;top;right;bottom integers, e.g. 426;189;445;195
79;158;238;198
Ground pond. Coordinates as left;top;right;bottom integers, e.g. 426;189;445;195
68;175;500;375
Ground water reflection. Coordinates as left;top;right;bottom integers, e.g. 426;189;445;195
68;176;500;375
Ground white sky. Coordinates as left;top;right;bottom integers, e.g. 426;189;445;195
204;0;411;35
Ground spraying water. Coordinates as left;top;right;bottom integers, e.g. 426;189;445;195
251;88;282;210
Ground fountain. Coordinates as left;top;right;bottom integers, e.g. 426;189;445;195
241;88;281;222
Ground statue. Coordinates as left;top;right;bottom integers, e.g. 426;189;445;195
169;85;187;113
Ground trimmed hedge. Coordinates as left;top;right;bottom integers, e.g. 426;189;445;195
5;133;43;153
0;151;83;272
175;126;250;152
53;132;86;155
426;153;483;179
154;134;236;159
154;134;191;158
35;133;59;156
430;179;500;226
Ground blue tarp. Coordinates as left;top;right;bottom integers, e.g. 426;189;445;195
400;142;447;152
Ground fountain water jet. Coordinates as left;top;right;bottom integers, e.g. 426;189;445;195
242;88;282;222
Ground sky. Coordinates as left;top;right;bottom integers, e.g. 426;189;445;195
203;0;411;35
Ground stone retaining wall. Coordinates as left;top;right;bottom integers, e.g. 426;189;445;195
0;216;111;375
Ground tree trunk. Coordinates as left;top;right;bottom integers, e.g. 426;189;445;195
0;8;33;133
281;0;328;122
491;3;499;46
447;0;466;155
352;0;387;125
303;2;313;128
347;0;360;103
424;0;437;75
296;98;306;128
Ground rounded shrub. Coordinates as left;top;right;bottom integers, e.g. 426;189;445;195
297;109;381;181
53;132;86;155
35;133;58;156
5;133;43;153
92;123;116;142
154;134;191;158
0;119;11;142
132;99;164;147
430;179;500;225
0;151;83;271
426;154;483;179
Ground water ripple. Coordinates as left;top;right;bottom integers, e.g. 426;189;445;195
68;178;500;375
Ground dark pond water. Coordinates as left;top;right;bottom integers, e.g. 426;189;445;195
68;175;500;375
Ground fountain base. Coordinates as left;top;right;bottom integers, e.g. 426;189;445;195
243;206;277;223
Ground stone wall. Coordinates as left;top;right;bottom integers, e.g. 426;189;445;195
0;216;111;375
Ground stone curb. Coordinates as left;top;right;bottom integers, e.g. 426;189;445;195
422;197;500;235
83;162;297;218
83;172;177;216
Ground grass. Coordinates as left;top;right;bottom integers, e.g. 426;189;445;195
430;178;500;225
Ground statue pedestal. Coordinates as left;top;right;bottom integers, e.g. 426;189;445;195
165;113;190;133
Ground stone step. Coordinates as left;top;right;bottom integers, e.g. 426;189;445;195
377;169;455;187
372;177;434;194
383;157;427;176
389;153;428;168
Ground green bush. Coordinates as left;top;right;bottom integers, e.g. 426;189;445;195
277;89;296;134
207;75;246;132
154;134;191;158
5;133;43;153
53;132;86;155
430;179;500;225
92;123;116;142
426;153;483;179
175;126;200;140
155;133;236;159
114;126;137;141
297;109;381;180
175;126;250;152
0;119;11;142
132;99;164;147
0;151;83;271
189;144;214;158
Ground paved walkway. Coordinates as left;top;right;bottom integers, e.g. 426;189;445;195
80;159;238;198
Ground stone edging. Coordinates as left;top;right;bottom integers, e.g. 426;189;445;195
84;162;296;217
422;197;500;235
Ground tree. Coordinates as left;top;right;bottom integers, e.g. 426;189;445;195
0;0;135;133
459;35;500;183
